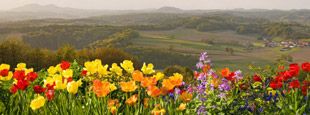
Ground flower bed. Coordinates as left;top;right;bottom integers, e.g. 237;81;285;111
0;52;309;114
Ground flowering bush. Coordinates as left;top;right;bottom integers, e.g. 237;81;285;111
192;52;310;114
0;52;309;114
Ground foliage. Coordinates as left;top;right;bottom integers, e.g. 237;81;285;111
0;40;138;71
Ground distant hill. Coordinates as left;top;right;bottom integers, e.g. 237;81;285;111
157;6;183;13
0;4;132;22
11;4;79;13
1;4;310;26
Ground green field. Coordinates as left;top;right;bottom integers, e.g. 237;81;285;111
120;28;309;70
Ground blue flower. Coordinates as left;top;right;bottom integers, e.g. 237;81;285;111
259;107;263;113
168;92;174;99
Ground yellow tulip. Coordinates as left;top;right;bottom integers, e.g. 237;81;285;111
151;104;166;115
54;75;67;90
55;64;63;72
62;69;73;78
177;103;186;111
43;77;55;87
153;72;164;80
120;60;134;73
109;106;117;115
47;66;57;75
84;61;97;74
30;95;46;110
25;68;34;74
15;63;26;70
98;64;109;76
141;63;155;75
267;87;277;96
110;63;123;76
109;83;117;92
0;64;10;70
67;79;82;94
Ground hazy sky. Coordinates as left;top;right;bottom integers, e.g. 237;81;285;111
0;0;310;10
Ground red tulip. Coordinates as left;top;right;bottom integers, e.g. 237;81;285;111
16;79;29;90
13;70;26;80
289;80;300;89
270;80;282;89
253;74;262;82
67;77;73;83
194;71;199;79
275;75;285;82
10;85;18;94
46;83;55;90
301;85;308;96
33;85;45;94
45;89;55;101
60;61;71;70
302;62;310;72
301;80;310;96
290;63;299;70
225;72;235;81
81;70;87;76
0;69;9;76
289;63;299;77
26;72;38;81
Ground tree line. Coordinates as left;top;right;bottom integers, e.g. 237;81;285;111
0;40;139;71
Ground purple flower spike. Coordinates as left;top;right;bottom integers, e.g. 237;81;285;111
197;105;206;115
219;79;231;91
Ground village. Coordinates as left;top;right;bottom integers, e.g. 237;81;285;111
264;39;310;51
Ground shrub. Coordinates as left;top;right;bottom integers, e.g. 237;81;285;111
164;65;194;83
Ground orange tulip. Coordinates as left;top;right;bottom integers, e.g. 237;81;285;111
160;87;169;95
108;99;119;115
169;73;183;87
147;86;161;97
132;70;144;82
125;94;138;106
119;81;138;92
221;68;230;77
179;92;193;103
162;79;175;90
108;99;119;107
92;80;110;97
141;77;157;88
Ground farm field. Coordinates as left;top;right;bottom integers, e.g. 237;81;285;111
125;29;307;70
